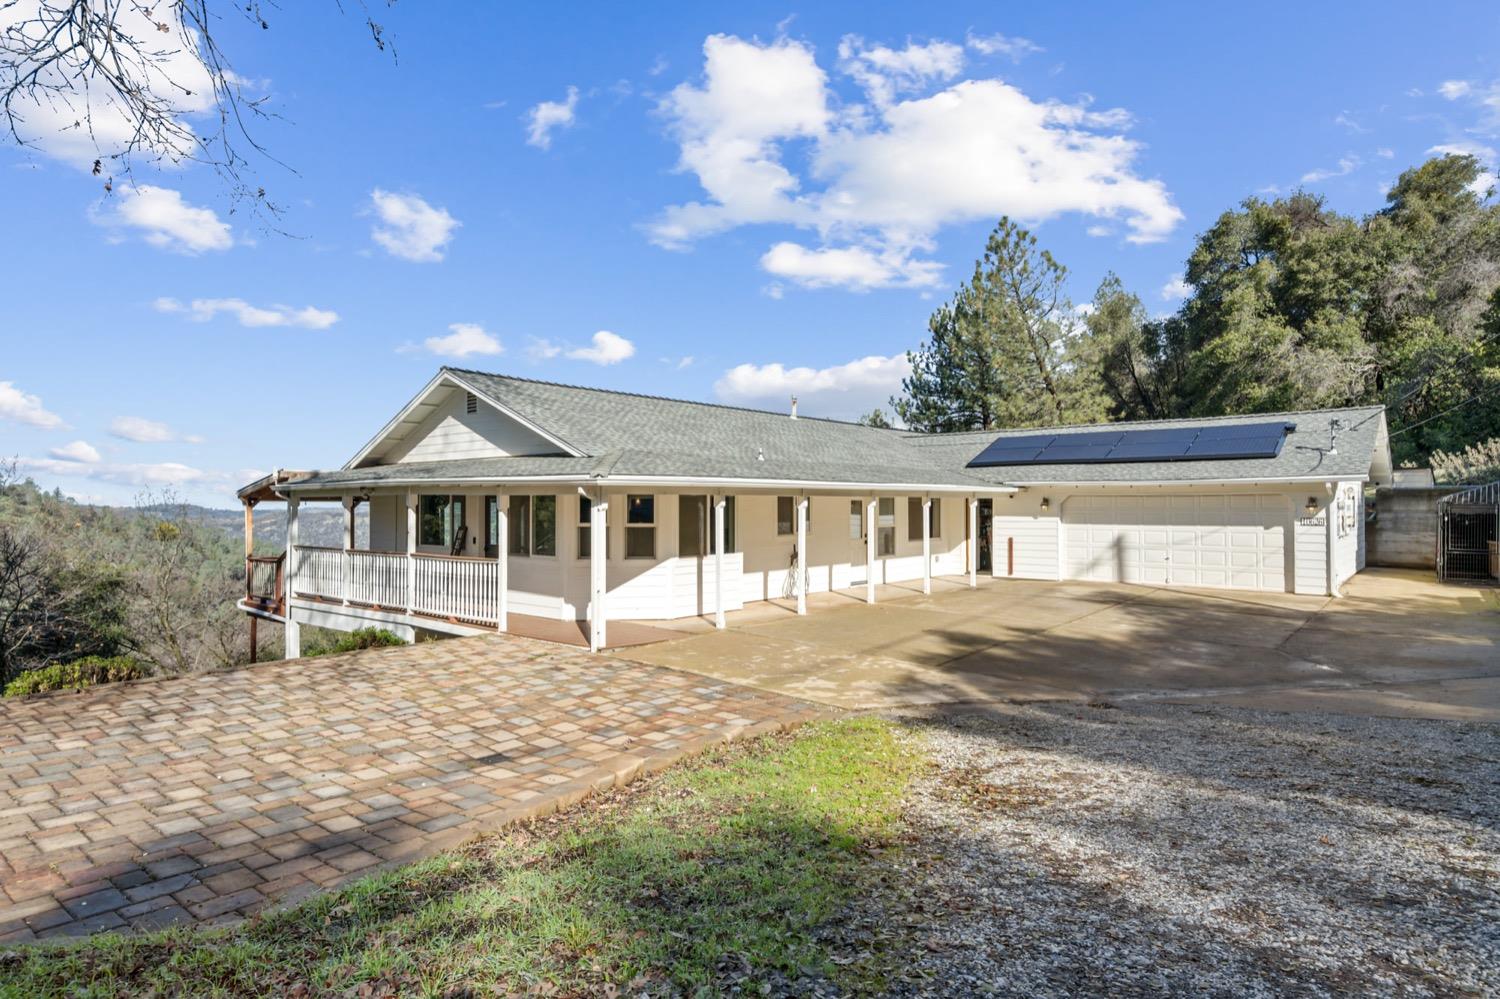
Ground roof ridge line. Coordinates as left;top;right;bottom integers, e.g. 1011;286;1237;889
442;366;895;430
905;404;1386;439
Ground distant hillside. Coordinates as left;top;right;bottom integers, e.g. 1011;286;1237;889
128;503;369;551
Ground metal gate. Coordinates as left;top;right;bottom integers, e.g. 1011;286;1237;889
1437;482;1500;585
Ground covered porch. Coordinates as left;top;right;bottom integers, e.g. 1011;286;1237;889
239;472;1008;658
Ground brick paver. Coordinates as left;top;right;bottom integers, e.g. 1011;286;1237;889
0;635;821;941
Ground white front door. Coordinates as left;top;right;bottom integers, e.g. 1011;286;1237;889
1063;493;1287;591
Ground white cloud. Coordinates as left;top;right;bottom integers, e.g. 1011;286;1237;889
1431;78;1500;135
423;323;503;358
649;34;1180;290
0;381;66;429
715;353;911;417
525;337;564;361
0;3;215;168
109;416;202;444
1376;147;1395;159
368;189;460;262
49;440;101;463
566;330;636;365
1332;112;1366;133
18;457;211;487
525;86;580;149
92;185;233;253
761;242;942;290
153;296;338;329
838;36;965;108
965;31;1043;61
1160;275;1191;301
676;356;694;369
1301;154;1361;183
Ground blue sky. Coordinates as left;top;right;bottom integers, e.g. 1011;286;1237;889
2;1;1498;506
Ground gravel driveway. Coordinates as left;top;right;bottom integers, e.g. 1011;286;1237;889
858;703;1498;997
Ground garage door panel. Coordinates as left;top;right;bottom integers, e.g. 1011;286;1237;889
1063;493;1287;592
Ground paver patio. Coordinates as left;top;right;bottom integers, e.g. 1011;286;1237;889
0;635;822;941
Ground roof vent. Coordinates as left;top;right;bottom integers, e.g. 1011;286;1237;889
789;395;798;420
465;392;477;415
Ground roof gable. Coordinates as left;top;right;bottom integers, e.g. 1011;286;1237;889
345;371;580;468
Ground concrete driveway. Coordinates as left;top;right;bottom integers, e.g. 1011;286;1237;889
622;569;1500;721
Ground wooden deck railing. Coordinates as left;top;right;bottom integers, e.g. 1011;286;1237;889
245;552;286;615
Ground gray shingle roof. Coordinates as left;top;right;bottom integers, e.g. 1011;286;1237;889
277;368;1389;493
904;405;1388;484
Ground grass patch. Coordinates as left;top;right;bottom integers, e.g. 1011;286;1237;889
0;718;918;997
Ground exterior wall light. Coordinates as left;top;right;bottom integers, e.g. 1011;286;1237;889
1040;497;1051;511
1305;497;1318;515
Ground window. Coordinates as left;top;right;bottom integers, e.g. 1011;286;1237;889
776;496;794;535
679;496;736;556
625;494;655;559
533;496;557;556
907;497;942;541
485;496;499;557
508;496;530;556
578;496;606;559
419;494;466;551
849;500;862;540
877;497;896;557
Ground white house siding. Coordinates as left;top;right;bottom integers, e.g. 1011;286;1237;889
990;492;1062;580
386;390;557;463
1293;491;1330;596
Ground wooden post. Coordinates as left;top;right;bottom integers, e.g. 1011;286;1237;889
921;496;932;595
496;492;508;632
713;494;726;629
866;498;877;604
284;498;301;659
968;497;978;588
405;492;417;614
589;492;607;651
243;500;255;601
796;496;809;616
1007;536;1014;577
249;615;258;664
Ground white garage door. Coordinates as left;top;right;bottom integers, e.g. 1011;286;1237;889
1063;494;1287;591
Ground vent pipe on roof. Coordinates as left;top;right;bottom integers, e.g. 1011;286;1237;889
790;395;798;420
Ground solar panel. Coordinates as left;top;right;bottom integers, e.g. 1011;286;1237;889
1194;421;1293;440
966;420;1295;467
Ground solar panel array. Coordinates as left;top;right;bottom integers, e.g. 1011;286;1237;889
967;420;1295;468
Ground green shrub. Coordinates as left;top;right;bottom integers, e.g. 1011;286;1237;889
3;655;149;697
305;628;407;658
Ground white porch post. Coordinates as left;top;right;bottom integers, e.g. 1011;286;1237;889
866;497;877;604
589;491;607;651
1326;485;1340;598
341;495;354;606
405;491;417;614
921;496;932;595
496;492;508;631
795;496;809;616
713;494;726;629
284;497;301;659
968;496;979;588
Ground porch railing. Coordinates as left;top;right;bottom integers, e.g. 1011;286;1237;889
413;552;499;625
245;552;286;615
282;545;499;624
349;550;409;608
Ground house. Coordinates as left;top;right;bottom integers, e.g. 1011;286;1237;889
238;367;1393;656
